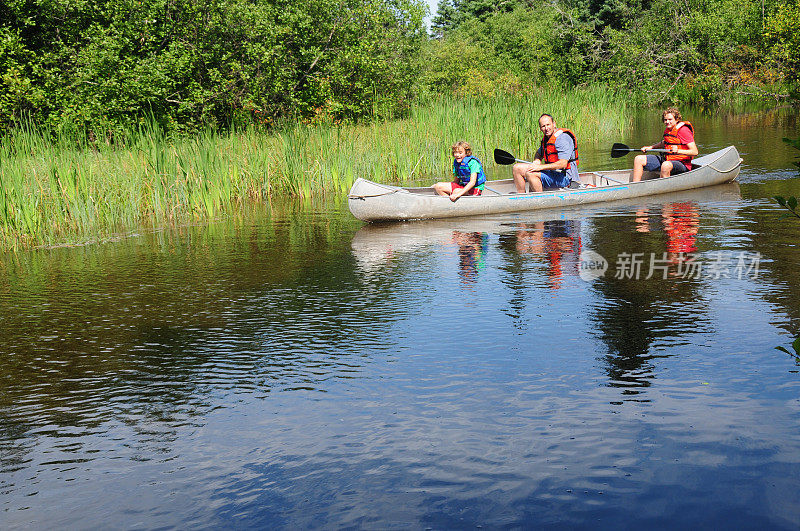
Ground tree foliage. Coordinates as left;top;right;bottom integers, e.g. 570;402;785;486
430;0;532;35
0;0;426;134
764;1;800;87
1;0;798;135
424;0;794;104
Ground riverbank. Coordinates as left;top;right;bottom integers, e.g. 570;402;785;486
0;88;633;250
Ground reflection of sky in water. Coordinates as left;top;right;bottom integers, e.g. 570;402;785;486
3;142;800;525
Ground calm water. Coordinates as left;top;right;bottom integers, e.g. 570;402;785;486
2;108;800;528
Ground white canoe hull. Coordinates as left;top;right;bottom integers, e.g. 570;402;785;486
348;146;741;222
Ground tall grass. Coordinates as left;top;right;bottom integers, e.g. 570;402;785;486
0;87;633;250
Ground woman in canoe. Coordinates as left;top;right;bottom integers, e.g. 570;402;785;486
631;107;698;182
433;141;486;202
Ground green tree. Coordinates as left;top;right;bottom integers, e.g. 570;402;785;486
422;0;792;103
765;0;800;91
431;0;532;35
0;0;426;134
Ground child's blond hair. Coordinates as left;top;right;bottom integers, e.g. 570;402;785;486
451;141;473;156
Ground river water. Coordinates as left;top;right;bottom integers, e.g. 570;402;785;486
2;107;800;528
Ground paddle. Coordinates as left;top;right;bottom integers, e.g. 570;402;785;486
495;147;577;165
611;142;672;158
494;148;531;165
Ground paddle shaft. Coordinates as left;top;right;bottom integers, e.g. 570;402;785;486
610;142;690;159
515;155;578;163
495;148;576;165
622;147;671;154
610;145;702;160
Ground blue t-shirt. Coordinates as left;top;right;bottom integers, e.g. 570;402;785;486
536;133;579;182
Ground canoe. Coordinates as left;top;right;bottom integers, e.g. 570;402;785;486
347;145;741;222
350;182;742;273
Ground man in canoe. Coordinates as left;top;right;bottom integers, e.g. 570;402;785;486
631;107;698;182
433;141;486;201
513;114;579;193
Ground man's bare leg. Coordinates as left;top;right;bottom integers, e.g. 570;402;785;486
632;154;647;182
527;171;543;193
660;161;674;179
512;163;530;193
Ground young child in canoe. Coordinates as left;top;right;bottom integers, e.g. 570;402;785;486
433;141;487;202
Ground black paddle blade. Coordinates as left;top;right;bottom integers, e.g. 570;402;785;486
610;142;634;158
494;148;517;165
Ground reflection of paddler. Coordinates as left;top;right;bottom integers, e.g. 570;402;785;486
452;231;489;283
632;202;700;269
662;202;699;256
634;208;652;233
512;220;581;289
543;220;581;289
515;222;546;255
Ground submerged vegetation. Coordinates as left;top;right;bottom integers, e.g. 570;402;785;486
774;196;800;220
0;89;632;249
776;338;800;360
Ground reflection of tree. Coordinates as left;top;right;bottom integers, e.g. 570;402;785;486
0;211;384;471
0;417;30;485
771;195;800;357
737;198;800;336
498;232;528;330
587;202;711;400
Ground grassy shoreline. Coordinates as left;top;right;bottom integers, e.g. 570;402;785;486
1;88;634;250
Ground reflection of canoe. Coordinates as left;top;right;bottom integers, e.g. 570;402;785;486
350;183;742;272
348;146;741;222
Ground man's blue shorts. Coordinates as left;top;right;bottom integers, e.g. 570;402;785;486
539;169;571;189
643;154;689;174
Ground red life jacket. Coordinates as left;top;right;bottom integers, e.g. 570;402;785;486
663;121;694;166
540;129;579;166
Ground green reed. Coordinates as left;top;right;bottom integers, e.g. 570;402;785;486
0;87;632;250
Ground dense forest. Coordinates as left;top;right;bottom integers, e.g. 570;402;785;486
1;0;799;134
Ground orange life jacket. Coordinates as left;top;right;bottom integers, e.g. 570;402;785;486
541;129;579;166
663;121;694;165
